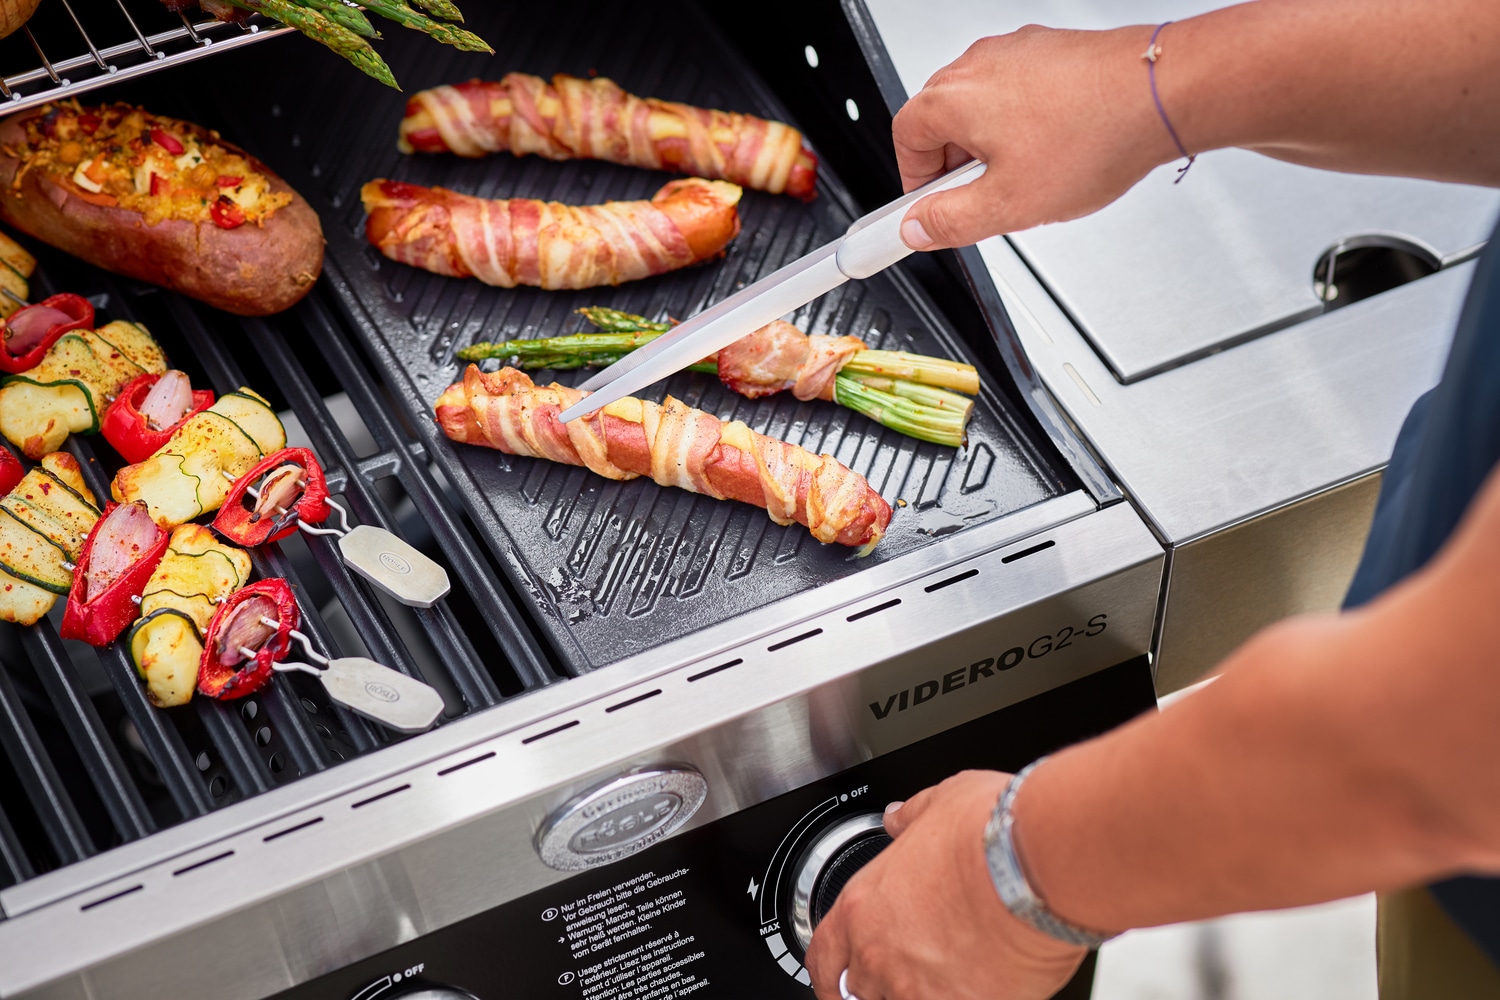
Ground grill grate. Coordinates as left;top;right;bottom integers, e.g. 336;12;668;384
0;240;556;890
0;0;1079;897
212;0;1077;671
0;0;290;113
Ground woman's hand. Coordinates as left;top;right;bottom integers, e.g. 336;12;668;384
894;25;1175;251
804;770;1088;1000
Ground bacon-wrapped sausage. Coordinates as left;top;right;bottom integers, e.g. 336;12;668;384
361;177;742;290
398;74;819;201
436;365;890;549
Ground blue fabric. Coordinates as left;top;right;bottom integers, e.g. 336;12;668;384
1343;220;1500;968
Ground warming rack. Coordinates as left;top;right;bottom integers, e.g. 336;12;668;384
0;0;290;113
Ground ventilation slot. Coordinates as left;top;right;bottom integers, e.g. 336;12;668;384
687;659;743;682
924;568;978;593
522;720;581;745
80;885;143;911
351;785;411;809
847;599;901;622
263;817;324;842
438;752;496;776
768;629;823;652
172;851;235;877
606;690;663;713
1001;540;1056;564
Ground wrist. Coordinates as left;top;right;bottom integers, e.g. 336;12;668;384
984;758;1121;948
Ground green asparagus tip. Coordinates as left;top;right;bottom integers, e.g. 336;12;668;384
410;0;465;21
348;47;400;90
577;307;672;334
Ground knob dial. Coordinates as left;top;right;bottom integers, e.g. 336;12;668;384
788;813;893;952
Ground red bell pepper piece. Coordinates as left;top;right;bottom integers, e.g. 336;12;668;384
60;501;169;647
0;443;21;497
215;175;243;188
149;173;167;197
0;293;94;374
210;196;246;230
149;128;184;155
197;579;299;700
101;372;215;464
212;447;331;548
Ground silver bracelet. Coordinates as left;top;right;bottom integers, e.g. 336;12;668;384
982;757;1119;949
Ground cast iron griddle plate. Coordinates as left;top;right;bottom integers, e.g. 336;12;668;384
224;0;1069;670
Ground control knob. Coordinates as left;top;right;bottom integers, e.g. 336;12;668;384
788;813;893;952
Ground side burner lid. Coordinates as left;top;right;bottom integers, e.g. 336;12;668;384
1009;150;1498;382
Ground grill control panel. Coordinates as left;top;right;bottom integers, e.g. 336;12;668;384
266;658;1150;1000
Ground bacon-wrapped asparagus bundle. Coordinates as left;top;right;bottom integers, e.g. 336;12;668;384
437;366;890;549
361;177;742;290
398;74;819;201
458;309;981;447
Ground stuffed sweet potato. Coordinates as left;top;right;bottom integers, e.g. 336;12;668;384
0;102;323;315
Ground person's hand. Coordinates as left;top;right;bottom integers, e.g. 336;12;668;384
805;770;1088;1000
894;25;1178;251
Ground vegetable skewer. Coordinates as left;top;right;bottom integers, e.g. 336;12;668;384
457;308;979;448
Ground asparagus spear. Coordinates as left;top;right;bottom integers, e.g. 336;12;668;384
358;0;492;52
290;0;378;39
224;0;398;88
408;0;464;21
457;308;978;447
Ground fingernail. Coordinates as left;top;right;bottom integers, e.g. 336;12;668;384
884;800;905;816
900;217;933;250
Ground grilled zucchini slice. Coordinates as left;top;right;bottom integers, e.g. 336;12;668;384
0;565;59;624
113;410;264;527
90;321;167;377
128;609;201;708
0;505;72;594
211;390;286;455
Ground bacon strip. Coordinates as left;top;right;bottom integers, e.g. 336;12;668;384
362;177;742;290
436;366;890;549
398;74;819;201
714;321;866;402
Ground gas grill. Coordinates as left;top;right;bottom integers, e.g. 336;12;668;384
0;1;1479;998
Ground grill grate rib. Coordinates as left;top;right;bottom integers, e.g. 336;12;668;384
17;625;155;843
0;649;93;866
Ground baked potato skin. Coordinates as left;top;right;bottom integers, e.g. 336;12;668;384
0;115;324;316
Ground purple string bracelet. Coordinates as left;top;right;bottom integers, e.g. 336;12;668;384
1142;21;1195;183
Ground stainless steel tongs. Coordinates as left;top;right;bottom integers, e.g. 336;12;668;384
554;159;987;423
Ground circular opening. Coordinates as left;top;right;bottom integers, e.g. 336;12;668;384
209;775;228;798
1313;235;1440;310
195;751;211;772
254;726;272;747
300;697;319;714
845;98;860;122
268;751;286;774
241;701;258;721
804;44;819;68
